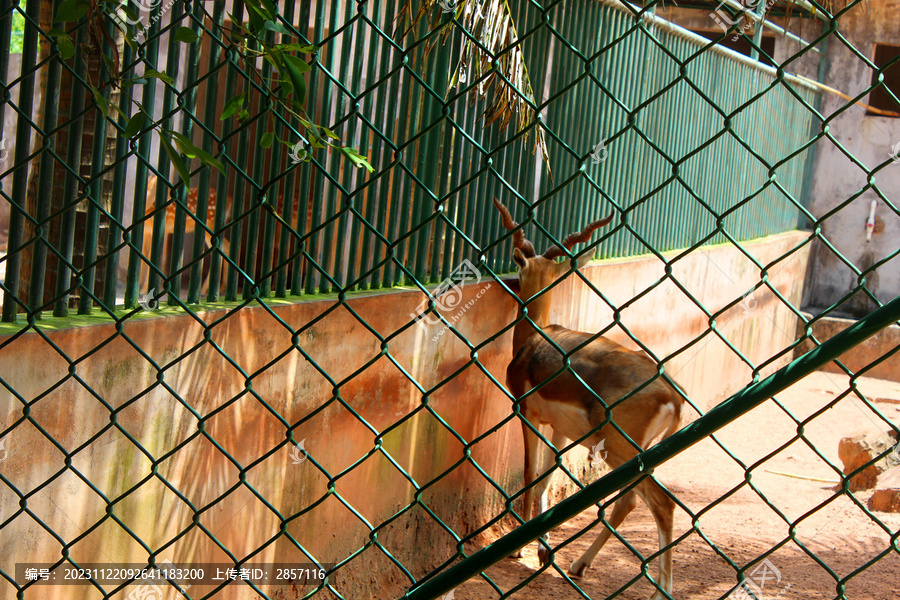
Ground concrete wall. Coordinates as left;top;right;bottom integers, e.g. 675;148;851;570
802;0;900;315
0;231;810;600
796;313;900;382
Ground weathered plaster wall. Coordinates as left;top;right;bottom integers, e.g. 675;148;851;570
0;232;809;600
802;0;900;314
796;313;900;381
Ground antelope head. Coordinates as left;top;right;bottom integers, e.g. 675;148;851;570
493;198;614;308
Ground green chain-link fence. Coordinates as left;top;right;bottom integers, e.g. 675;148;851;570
1;0;899;598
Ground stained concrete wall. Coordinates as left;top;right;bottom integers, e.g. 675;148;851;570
796;313;900;382
0;231;809;600
802;0;900;315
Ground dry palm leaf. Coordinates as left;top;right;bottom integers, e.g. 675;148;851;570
396;0;552;179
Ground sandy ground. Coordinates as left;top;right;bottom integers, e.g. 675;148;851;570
447;371;900;600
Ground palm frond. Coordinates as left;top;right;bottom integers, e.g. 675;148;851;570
397;0;552;179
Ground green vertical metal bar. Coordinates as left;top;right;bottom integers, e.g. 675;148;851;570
342;8;369;291
28;2;64;316
633;21;656;254
166;2;193;306
1;0;40;322
381;76;409;285
243;26;278;301
357;0;385;291
103;41;135;310
412;43;450;284
390;35;427;287
124;5;162;309
464;92;489;267
449;79;478;274
77;31;113;315
315;0;349;293
254;29;281;301
190;1;225;303
148;2;185;301
403;294;900;600
372;40;403;290
274;0;298;298
293;1;320;295
226;4;249;302
209;20;242;302
440;126;462;279
306;0;340;295
606;9;628;257
0;1;11;130
673;37;690;250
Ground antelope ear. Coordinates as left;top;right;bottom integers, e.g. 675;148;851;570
574;249;595;270
512;248;528;270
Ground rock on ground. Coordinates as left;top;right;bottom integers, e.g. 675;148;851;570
837;430;899;491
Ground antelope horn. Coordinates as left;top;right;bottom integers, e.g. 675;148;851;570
543;212;615;261
493;198;536;257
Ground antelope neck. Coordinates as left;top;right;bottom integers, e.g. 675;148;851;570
512;289;554;356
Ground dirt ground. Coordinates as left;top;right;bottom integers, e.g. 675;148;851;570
449;371;900;600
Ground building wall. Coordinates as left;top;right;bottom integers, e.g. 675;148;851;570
0;232;810;600
658;2;900;316
804;0;900;315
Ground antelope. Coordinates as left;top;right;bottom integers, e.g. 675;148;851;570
494;199;683;600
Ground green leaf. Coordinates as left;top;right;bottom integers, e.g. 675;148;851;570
244;3;268;31
220;93;246;120
144;69;174;85
339;147;374;173
123;113;146;138
260;132;275;149
275;43;318;54
90;85;109;120
170;132;225;174
320;126;340;141
174;26;200;44
121;30;139;54
47;28;74;60
282;53;309;106
159;132;192;186
262;20;292;35
55;0;88;22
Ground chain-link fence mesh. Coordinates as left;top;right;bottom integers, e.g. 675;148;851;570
1;0;899;599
